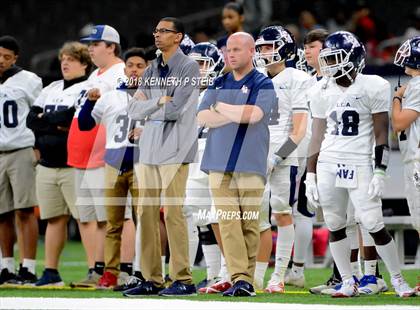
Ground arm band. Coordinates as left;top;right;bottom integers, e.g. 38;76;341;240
374;144;390;170
274;137;298;159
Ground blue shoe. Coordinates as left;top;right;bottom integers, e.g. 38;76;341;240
35;269;64;287
196;278;209;290
158;280;197;296
223;280;256;297
358;275;379;295
123;281;163;297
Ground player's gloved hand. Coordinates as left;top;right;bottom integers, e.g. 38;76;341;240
368;168;386;200
267;154;282;175
304;172;320;212
414;155;420;190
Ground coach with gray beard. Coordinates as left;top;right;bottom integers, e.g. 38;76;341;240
126;17;199;297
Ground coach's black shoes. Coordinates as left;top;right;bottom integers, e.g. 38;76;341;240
123;280;163;297
18;267;37;285
222;280;256;297
158;280;197;296
0;268;20;286
35;269;65;287
113;271;144;292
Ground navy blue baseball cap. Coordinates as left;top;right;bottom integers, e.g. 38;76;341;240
80;25;120;44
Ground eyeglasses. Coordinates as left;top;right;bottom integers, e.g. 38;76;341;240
153;28;178;35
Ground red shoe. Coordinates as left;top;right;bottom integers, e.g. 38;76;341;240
97;271;117;289
198;280;231;294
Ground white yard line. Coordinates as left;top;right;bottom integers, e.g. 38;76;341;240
0;298;418;310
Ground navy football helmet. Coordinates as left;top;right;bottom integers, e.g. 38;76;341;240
254;25;297;67
394;36;420;69
180;34;195;55
318;31;366;81
189;42;225;84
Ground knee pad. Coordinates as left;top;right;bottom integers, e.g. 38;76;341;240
324;212;347;232
359;208;384;233
270;194;291;214
198;225;217;245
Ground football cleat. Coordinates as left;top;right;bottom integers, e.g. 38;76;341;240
265;276;285;294
391;276;415;297
358;275;379;295
377;276;389;292
309;274;341;295
285;270;305;288
332;277;359;298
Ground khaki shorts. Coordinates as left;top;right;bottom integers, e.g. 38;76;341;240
0;147;37;215
75;167;107;223
36;165;78;220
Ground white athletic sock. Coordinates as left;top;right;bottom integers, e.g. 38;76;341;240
329;238;352;281
161;256;166;279
375;240;401;278
273;224;295;282
22;259;36;274
254;261;269;286
2;257;14;273
291;264;304;277
364;260;377;276
133;223;141;272
202;244;221;280
347;224;359;250
351;261;362;278
293;215;313;265
219;254;230;282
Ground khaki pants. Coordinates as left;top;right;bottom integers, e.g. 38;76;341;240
209;171;264;284
136;163;191;286
104;165;138;275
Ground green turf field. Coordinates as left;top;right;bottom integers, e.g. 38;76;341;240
0;241;418;306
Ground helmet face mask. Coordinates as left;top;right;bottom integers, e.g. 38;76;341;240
394;39;412;68
254;41;285;67
319;47;354;79
296;48;315;74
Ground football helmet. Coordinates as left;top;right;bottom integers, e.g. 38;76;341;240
180;34;195;55
394;36;420;69
318;31;366;81
254;25;296;67
189;42;225;84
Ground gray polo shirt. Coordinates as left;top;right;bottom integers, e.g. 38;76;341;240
127;48;200;165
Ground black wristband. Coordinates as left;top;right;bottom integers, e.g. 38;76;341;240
274;137;298;159
374;144;389;170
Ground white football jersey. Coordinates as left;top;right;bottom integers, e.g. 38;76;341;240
91;89;140;149
267;67;311;165
0;70;42;150
33;79;86;112
74;62;126;117
311;74;391;165
398;76;420;163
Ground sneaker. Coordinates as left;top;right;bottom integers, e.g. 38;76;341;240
198;279;231;294
123;280;163;297
285;270;305;288
70;270;101;288
97;271;117;289
223;280;256;297
358;275;379;295
18;267;37;285
332;277;359;298
158;280;197;296
377;276;389;292
113;273;144;292
0;268;20;285
35;269;64;287
391;276;415;297
310;275;341;295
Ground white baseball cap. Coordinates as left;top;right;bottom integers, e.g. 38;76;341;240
80;25;120;44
